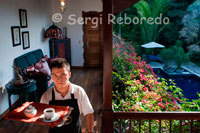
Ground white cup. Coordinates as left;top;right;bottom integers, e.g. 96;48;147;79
44;108;55;120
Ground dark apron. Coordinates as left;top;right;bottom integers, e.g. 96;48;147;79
49;89;81;133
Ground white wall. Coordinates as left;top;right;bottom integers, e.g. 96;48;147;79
50;0;103;66
0;0;103;115
0;0;52;114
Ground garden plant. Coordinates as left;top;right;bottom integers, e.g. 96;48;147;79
159;40;190;72
112;34;200;132
112;0;200;131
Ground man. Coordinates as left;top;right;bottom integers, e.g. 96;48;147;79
40;58;94;133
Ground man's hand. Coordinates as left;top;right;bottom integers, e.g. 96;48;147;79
86;113;94;132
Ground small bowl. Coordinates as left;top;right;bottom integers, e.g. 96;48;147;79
24;105;37;118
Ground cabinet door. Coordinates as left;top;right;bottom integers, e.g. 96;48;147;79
49;39;71;65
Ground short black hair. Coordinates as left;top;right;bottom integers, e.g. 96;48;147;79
50;58;70;72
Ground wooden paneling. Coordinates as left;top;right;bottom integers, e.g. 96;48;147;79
83;11;103;68
102;0;114;132
87;34;100;42
87;21;100;30
101;0;141;132
49;39;71;66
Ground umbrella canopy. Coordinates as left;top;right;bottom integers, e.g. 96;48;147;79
141;42;165;48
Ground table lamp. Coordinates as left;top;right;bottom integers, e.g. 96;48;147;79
45;23;63;57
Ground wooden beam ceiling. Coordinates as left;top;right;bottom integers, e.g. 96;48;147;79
113;0;140;14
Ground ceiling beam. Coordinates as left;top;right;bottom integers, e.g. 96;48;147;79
113;0;140;14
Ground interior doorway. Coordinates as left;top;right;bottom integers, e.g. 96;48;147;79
82;11;103;68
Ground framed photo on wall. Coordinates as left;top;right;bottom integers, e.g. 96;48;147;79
19;9;28;28
22;31;30;49
11;26;21;47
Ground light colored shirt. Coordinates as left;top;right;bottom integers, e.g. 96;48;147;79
40;82;94;116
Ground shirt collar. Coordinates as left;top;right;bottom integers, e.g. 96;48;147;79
53;82;73;97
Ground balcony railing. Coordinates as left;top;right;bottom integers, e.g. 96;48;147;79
114;111;200;133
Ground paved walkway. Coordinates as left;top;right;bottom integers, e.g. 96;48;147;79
183;62;200;75
148;62;163;68
148;61;200;76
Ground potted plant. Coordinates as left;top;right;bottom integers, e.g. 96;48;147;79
12;66;29;86
172;44;190;73
159;47;175;73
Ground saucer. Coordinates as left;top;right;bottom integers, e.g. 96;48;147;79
40;113;60;122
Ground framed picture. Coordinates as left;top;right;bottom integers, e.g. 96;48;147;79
22;31;30;49
11;26;21;47
19;9;28;28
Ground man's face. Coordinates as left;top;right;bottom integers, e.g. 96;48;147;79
51;67;71;88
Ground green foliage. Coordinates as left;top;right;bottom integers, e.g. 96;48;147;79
172;44;190;69
113;34;198;112
113;34;200;132
113;0;171;55
187;0;200;12
179;0;200;46
190;51;200;62
135;0;170;44
159;0;194;47
159;42;190;69
159;47;174;67
113;6;143;55
176;39;183;46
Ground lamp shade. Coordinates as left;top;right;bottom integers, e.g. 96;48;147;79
45;24;63;39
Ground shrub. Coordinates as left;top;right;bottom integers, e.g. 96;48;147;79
113;34;185;112
112;34;200;131
172;44;190;70
179;0;200;46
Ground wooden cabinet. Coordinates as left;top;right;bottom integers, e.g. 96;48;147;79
49;39;71;66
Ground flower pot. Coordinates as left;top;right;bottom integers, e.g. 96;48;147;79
163;66;175;73
176;68;184;73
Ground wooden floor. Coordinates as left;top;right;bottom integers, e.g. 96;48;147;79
70;68;103;133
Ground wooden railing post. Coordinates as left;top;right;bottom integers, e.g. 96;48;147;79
113;112;200;132
102;0;114;132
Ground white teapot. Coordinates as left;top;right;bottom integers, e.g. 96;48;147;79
24;105;37;118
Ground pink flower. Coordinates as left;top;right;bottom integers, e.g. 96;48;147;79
117;44;120;48
160;98;162;102
139;69;144;72
136;80;141;84
143;87;149;92
158;103;162;107
116;50;120;53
